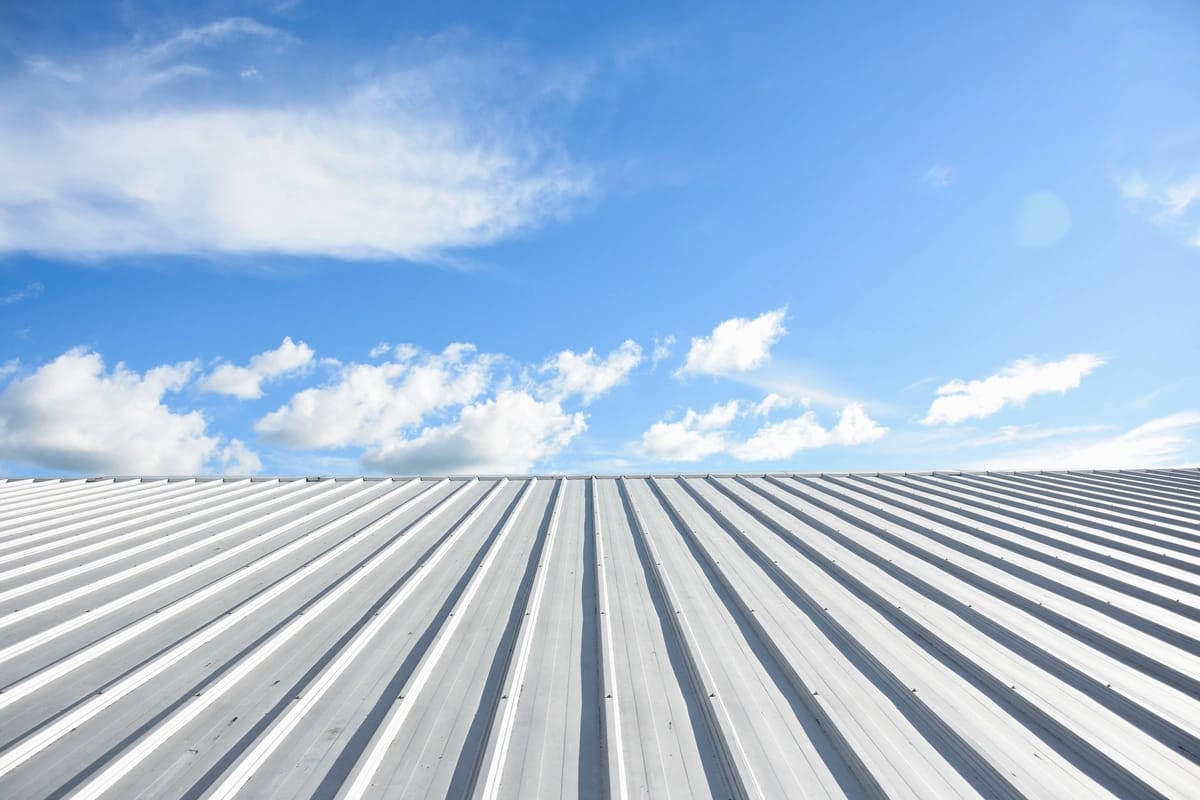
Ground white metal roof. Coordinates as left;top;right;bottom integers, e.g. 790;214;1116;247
0;469;1198;798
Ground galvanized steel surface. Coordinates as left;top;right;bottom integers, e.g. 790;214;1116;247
0;469;1198;799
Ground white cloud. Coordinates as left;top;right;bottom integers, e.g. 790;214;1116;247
260;334;644;472
641;398;884;463
731;404;886;461
971;411;1200;470
200;336;314;399
255;344;494;449
676;308;787;378
369;342;392;359
641;401;740;462
362;390;585;474
540;339;642;404
921;163;954;189
922;353;1105;426
0;348;256;474
0;21;591;261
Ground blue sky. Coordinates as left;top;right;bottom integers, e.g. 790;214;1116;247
0;0;1197;476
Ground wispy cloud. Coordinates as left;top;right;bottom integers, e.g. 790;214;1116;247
0;282;43;305
23;56;82;84
650;334;675;368
880;422;1113;457
920;163;954;189
729;359;869;410
0;20;592;261
1132;380;1185;410
1117;169;1200;247
141;17;297;62
922;353;1104;426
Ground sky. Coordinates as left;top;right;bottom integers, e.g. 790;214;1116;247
0;0;1197;476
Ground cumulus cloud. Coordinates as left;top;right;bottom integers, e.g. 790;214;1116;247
676;308;787;378
0;348;257;474
641;401;741;462
0;20;591;260
363;390;586;474
539;339;642;404
641;397;885;462
255;343;494;449
731;404;886;461
971;411;1200;470
922;354;1104;426
199;336;314;399
259;336;645;472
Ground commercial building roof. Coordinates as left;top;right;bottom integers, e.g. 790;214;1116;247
0;469;1199;798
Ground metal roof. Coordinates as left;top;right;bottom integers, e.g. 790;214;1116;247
1;469;1199;799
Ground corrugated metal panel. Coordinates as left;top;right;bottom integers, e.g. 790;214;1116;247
0;469;1198;799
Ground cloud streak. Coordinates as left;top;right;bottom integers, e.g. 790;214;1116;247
1117;170;1200;247
920;163;954;189
971;411;1200;470
0;283;43;305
